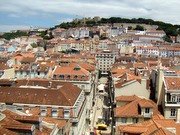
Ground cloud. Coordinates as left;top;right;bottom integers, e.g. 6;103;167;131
0;0;179;32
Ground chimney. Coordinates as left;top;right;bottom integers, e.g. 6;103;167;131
176;108;180;123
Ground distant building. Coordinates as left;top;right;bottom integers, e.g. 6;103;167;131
145;30;166;38
96;50;116;74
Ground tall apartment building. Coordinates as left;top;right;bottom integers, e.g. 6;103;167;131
96;50;116;74
151;69;180;122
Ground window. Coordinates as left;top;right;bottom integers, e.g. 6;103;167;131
81;85;85;89
64;109;70;118
52;109;58;117
171;95;176;103
53;75;57;79
145;108;150;113
177;96;180;103
132;118;138;123
59;75;64;79
67;75;70;79
17;106;23;111
167;93;171;102
41;109;47;116
170;108;176;117
74;75;78;80
37;71;40;75
121;118;127;123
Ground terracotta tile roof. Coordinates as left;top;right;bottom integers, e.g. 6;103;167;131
0;109;66;135
2;109;39;123
0;79;77;89
115;99;140;117
0;62;9;70
14;53;35;62
164;77;180;90
3;124;34;131
53;65;90;76
176;124;180;135
42;117;68;128
20;57;36;63
153;119;177;128
115;98;160;118
115;79;135;88
149;128;175;135
0;82;81;106
115;95;140;102
12;115;40;123
152;114;165;120
24;107;40;116
119;125;147;134
133;62;147;68
60;83;82;106
112;68;132;78
118;118;177;135
36;125;53;135
78;63;95;72
0;126;18;135
0;112;34;132
138;98;157;108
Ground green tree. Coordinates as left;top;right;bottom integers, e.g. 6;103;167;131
163;35;172;43
128;26;132;30
31;43;38;48
134;25;144;31
2;30;28;40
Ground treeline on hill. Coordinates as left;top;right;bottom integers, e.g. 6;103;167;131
1;30;29;40
0;30;53;40
1;17;180;41
55;17;180;37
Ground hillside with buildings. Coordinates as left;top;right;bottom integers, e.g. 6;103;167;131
0;16;180;135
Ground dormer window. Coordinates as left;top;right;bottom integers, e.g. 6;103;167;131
67;75;70;79
121;118;127;123
74;66;81;71
64;109;70;118
52;109;58;117
59;75;64;79
177;96;180;103
81;75;85;80
145;108;150;113
53;75;57;79
171;95;177;103
132;118;138;123
41;108;47;116
74;75;78;80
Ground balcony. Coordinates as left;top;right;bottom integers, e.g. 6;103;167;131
165;102;180;107
143;112;153;118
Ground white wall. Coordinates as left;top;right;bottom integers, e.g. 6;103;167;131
115;80;150;99
1;68;15;79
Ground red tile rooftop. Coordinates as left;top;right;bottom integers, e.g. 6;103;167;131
0;82;81;106
164;77;180;90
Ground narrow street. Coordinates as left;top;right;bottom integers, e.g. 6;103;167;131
89;76;111;135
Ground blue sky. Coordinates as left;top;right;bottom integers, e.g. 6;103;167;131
0;0;180;32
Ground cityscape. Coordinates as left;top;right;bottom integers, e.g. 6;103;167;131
0;1;180;135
